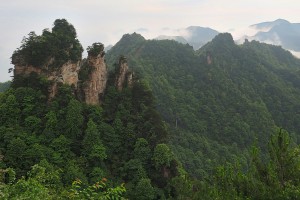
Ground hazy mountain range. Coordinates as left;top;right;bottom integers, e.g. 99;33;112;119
152;19;300;57
155;26;219;50
241;19;300;56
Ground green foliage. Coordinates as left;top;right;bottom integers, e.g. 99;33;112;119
6;168;16;184
268;129;300;187
0;81;11;93
25;116;41;133
87;42;104;57
6;20;300;199
5;138;28;174
134;138;151;164
0;69;178;198
153;144;173;169
1;164;60;200
197;130;300;200
78;60;93;82
170;175;193;199
0;94;20;126
11;73;50;96
68;178;126;200
83;119;106;159
65;99;83;140
7;177;51;200
106;32;300;179
11;19;83;68
133;178;155;200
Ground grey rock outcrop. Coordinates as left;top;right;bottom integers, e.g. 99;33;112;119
81;51;107;105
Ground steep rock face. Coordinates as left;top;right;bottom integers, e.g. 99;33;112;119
206;52;212;65
115;59;128;91
14;60;80;99
127;72;133;87
48;61;80;98
115;57;133;91
44;61;80;85
82;52;107;105
60;62;80;86
14;65;42;76
13;49;131;105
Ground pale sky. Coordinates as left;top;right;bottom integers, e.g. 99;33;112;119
0;0;299;82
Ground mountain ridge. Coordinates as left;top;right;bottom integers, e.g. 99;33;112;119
154;26;219;50
149;19;300;57
242;19;300;53
107;31;300;178
2;18;300;199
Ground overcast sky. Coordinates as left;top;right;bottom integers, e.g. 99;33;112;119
0;0;299;82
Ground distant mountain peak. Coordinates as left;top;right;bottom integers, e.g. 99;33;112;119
186;26;216;31
199;33;236;57
244;19;300;53
121;32;145;41
274;18;290;23
211;33;234;44
155;26;219;50
250;19;290;30
114;32;146;49
155;35;188;44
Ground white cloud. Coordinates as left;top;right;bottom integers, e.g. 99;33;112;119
288;50;300;58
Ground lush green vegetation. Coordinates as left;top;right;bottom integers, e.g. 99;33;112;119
11;19;83;68
1;20;183;199
87;42;105;57
0;74;182;199
3;19;300;199
106;32;300;180
0;81;11;92
174;129;300;199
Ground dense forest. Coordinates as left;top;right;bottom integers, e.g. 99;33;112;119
106;32;300;179
0;19;182;199
0;81;11;93
1;19;300;199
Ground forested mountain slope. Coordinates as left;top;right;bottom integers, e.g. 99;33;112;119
0;19;182;199
106;32;300;178
2;18;300;199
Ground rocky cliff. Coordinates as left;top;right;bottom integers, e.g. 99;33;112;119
11;20;134;105
14;60;80;99
115;56;133;91
13;48;133;105
80;50;107;105
14;64;42;76
48;61;80;99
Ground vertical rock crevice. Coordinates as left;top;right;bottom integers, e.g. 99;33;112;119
115;56;134;91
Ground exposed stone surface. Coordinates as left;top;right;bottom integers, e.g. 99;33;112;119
14;65;42;76
115;58;133;91
61;62;80;86
13;51;132;105
127;72;134;88
47;61;80;98
82;52;107;105
207;55;212;65
44;61;80;86
14;60;81;98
